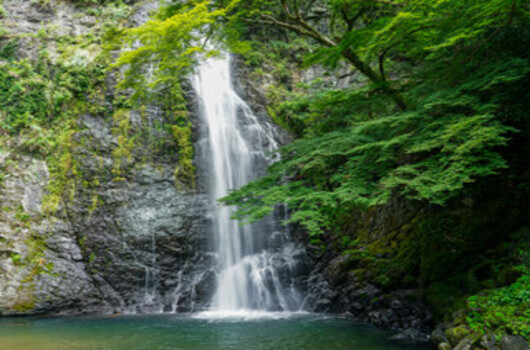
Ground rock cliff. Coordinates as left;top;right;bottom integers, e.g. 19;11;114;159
0;0;214;315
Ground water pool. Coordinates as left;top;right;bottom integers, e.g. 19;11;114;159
0;313;431;350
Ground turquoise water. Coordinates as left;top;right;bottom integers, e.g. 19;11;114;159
0;313;430;350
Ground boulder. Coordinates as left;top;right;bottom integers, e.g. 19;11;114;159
453;336;475;350
500;335;529;350
480;334;500;350
439;342;452;350
446;327;471;346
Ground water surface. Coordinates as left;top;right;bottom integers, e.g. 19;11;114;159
0;313;430;350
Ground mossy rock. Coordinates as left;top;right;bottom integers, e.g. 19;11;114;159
438;342;452;350
13;296;36;313
445;326;471;346
351;268;366;283
373;274;391;289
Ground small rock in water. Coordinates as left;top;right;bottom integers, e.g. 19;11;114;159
339;311;353;319
445;326;471;346
432;326;449;344
389;328;430;343
453;336;474;350
480;334;500;350
438;342;452;350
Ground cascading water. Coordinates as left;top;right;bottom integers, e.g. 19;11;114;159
193;52;306;314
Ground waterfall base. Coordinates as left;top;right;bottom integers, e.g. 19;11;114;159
193;310;310;321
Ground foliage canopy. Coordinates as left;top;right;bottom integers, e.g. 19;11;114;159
117;0;529;238
216;0;530;238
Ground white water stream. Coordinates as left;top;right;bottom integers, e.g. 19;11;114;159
193;52;304;314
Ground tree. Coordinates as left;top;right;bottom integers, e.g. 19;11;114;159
253;0;408;110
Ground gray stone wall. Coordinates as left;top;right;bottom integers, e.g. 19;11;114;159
0;0;214;315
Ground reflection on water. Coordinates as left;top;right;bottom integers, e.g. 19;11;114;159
0;314;430;350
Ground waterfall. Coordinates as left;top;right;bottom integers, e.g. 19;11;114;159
193;52;305;313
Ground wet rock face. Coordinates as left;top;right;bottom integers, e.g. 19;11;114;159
1;0;97;61
64;146;213;313
0;0;215;315
0;153;102;315
230;55;291;147
307;260;433;335
0;110;214;315
500;335;529;350
303;202;433;336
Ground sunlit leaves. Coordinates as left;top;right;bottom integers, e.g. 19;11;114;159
113;1;239;102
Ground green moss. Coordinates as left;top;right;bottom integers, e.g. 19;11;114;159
0;0;138;216
88;193;102;214
78;235;87;247
338;214;424;291
9;232;53;313
42;127;80;214
445;327;471;346
172;122;195;187
10;253;21;264
351;268;367;283
373;274;391;288
438;343;451;350
22;234;54;279
13;298;36;313
14;206;30;224
111;108;134;181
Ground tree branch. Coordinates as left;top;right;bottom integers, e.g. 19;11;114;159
262;5;408;110
340;7;367;41
260;14;313;38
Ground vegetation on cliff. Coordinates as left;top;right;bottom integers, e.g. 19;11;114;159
0;0;197;308
0;0;196;211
